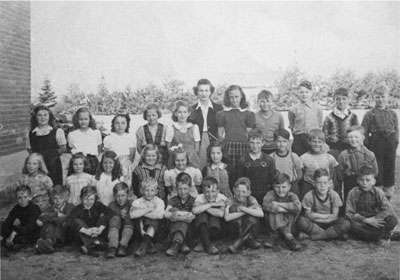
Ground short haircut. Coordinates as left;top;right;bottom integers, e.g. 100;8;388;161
373;84;389;96
313;168;330;181
202;176;219;191
143;103;162;120
16;185;31;195
111;113;131;133
80;185;98;200
234;177;251;191
113;182;130;195
272;172;291;185
299;80;312;90
308;129;325;142
51;185;69;197
140;178;158;194
248;128;263;140
223;85;248;109
193;79;215;95
334;87;349;97
257;90;273;101
274;128;290;141
346;125;365;135
176;172;192;188
357;165;376;177
172;100;190;122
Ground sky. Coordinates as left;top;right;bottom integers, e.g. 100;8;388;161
31;1;400;97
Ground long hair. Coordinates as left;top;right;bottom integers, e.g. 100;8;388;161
206;141;229;165
22;153;49;175
30;105;56;130
223;85;248;109
72;107;96;129
111;113;130;133
67;153;91;176
95;150;122;181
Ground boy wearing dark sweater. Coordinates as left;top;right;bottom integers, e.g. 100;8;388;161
1;185;41;252
238;128;276;203
323;87;359;159
362;85;399;199
69;185;113;256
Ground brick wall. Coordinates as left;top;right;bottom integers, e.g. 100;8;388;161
0;2;31;156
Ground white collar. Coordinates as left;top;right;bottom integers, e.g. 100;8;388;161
196;100;213;110
210;162;226;170
333;108;351;119
223;106;247;112
173;122;194;130
32;125;53;133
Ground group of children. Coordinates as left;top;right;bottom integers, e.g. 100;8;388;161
1;79;398;259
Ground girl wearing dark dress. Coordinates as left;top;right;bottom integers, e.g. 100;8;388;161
28;106;66;185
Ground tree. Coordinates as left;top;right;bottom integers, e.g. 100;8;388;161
38;78;57;106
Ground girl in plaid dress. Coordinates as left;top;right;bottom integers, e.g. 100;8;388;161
216;85;255;184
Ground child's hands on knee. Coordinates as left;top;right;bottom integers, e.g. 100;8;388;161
36;219;44;227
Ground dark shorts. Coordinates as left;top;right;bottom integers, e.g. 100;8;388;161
169;221;191;238
194;212;222;231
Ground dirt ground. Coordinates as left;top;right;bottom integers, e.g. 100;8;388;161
1;159;400;280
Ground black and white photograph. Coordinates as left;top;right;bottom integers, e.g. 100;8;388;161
0;1;399;279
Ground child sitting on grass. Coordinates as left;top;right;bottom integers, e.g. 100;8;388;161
165;172;196;256
35;185;74;254
69;185;113;257
346;165;398;243
106;182;136;258
262;173;302;251
297;169;349;240
225;177;263;254
192;176;228;255
1;185;41;253
130;178;165;257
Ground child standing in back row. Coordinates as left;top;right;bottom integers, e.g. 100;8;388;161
288;80;323;156
254;90;285;155
362;85;399;199
166;100;201;168
103;113;136;186
136;104;168;164
68;107;102;174
323;88;359;159
217;85;255;183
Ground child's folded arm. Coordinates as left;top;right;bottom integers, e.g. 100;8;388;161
144;200;165;220
224;205;244;221
192;202;212;215
239;205;264;218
